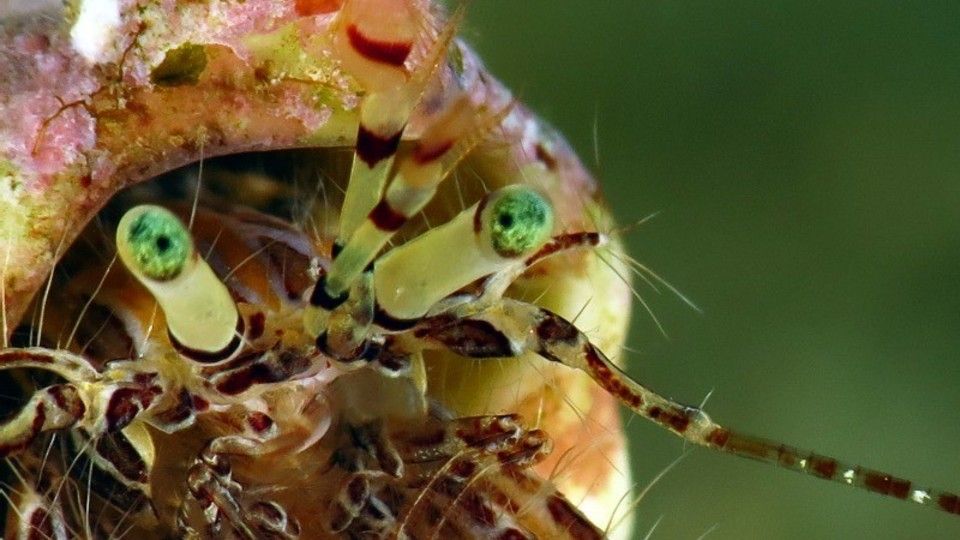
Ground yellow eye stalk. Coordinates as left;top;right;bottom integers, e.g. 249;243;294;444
116;205;242;362
375;185;554;320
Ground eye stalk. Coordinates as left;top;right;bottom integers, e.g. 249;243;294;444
116;205;242;361
373;186;556;321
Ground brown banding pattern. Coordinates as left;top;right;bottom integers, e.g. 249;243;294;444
168;316;245;364
535;313;580;345
525;232;601;266
939;494;960;514
369;199;407;232
545;495;603;540
26;507;56;540
247;311;266;341
863;472;912;499
581;346;644;409
809;455;838;479
412;139;454;164
95;431;149;483
419;319;515;358
247;411;274;433
105;386;160;432
0;403;45;456
357;125;403;167
647;406;692;433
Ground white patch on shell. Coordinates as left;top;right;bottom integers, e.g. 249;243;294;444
70;0;122;63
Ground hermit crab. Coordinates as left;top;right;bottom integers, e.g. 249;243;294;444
0;0;958;538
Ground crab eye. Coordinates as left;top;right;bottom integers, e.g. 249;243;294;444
119;206;192;281
116;205;241;360
485;186;554;258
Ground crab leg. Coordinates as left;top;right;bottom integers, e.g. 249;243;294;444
11;489;70;540
419;297;960;517
180;435;300;539
0;348;99;383
0;384;85;457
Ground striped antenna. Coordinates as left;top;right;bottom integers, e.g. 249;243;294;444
334;0;466;242
304;96;510;338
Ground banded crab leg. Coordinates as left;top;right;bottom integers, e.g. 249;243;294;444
0;349;161;457
418;297;960;517
0;384;85;457
0;349;100;457
181;444;301;540
364;181;960;517
8;486;70;540
179;418;303;539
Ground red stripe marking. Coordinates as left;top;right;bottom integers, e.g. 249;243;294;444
356;124;403;167
525;232;601;266
346;24;412;67
248;311;266;340
295;0;342;16
939;494;960;514
809;455;838;479
27;507;55;540
369;199;407;231
413;139;454;164
247;411;274;433
545;495;603;539
863;472;911;499
707;427;731;447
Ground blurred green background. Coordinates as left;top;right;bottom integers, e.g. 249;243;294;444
467;2;960;539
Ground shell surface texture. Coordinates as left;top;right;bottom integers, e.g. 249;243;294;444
1;1;960;539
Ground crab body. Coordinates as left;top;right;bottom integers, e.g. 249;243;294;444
0;2;635;537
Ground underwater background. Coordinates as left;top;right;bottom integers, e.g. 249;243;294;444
469;2;960;539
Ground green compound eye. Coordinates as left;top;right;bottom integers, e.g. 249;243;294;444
121;206;192;281
487;186;554;258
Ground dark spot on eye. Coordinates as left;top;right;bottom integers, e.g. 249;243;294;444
155;235;170;252
498;213;514;229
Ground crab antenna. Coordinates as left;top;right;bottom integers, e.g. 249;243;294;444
304;96;507;337
333;0;465;242
374;185;554;321
480;299;960;518
116;205;242;361
326;95;490;296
